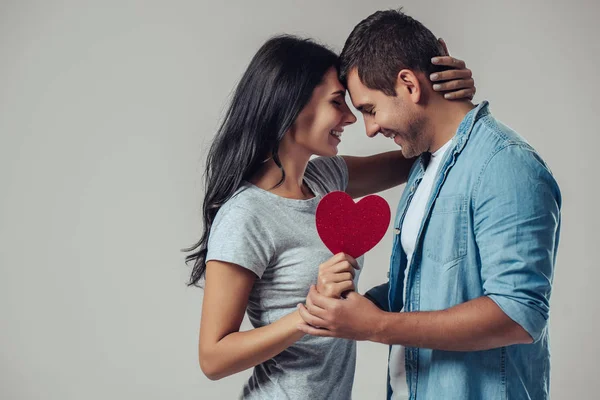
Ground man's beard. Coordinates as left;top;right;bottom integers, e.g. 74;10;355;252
395;115;427;158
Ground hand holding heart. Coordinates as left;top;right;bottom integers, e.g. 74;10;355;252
313;191;391;298
316;252;360;298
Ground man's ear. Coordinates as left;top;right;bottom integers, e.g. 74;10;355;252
438;37;450;56
395;69;422;104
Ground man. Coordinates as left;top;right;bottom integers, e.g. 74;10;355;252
297;9;561;400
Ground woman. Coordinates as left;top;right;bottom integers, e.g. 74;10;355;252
185;35;475;399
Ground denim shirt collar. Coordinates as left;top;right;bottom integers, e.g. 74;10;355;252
395;101;491;228
416;101;490;173
454;100;490;153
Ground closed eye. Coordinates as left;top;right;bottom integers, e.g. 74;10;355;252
357;104;375;116
363;109;375;116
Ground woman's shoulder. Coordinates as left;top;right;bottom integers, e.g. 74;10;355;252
222;184;250;205
215;185;262;219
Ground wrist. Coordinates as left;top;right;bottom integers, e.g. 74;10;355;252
290;310;306;329
369;309;391;344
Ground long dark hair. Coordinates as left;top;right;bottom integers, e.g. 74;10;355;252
184;35;339;287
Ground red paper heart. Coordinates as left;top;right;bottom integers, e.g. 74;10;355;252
316;191;391;258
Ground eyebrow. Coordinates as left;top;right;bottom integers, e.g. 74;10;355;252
331;90;345;97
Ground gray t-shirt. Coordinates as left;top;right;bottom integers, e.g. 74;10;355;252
206;156;363;399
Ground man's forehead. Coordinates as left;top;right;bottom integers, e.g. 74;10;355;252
346;68;363;89
346;69;370;108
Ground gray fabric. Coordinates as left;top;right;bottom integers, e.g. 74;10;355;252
206;156;363;399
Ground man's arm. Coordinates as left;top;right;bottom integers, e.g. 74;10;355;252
372;296;531;349
298;287;530;350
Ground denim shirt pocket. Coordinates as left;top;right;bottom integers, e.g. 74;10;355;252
424;194;468;267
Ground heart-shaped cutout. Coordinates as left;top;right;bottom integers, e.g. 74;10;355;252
316;191;391;258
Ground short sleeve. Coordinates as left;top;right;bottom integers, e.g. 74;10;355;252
306;155;349;192
206;205;274;278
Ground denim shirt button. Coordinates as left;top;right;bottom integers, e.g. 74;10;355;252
394;228;400;235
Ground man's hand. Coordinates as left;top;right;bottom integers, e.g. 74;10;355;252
297;285;385;341
316;253;359;298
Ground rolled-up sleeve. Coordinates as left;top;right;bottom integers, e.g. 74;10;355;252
474;145;561;342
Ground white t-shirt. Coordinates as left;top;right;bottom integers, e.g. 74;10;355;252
389;139;453;399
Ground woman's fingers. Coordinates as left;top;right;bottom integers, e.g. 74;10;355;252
431;55;466;69
430;69;472;82
443;88;476;100
433;78;475;92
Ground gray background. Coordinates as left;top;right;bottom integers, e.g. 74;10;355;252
1;0;598;399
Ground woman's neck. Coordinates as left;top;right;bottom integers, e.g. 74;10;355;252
250;150;314;200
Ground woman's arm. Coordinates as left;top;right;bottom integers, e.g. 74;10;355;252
199;260;304;380
343;151;414;199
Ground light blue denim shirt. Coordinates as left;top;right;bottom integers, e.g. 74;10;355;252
366;101;561;400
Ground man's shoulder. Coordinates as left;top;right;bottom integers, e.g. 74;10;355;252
464;114;550;174
471;115;532;154
469;126;560;200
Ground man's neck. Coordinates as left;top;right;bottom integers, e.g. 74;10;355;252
427;99;476;153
